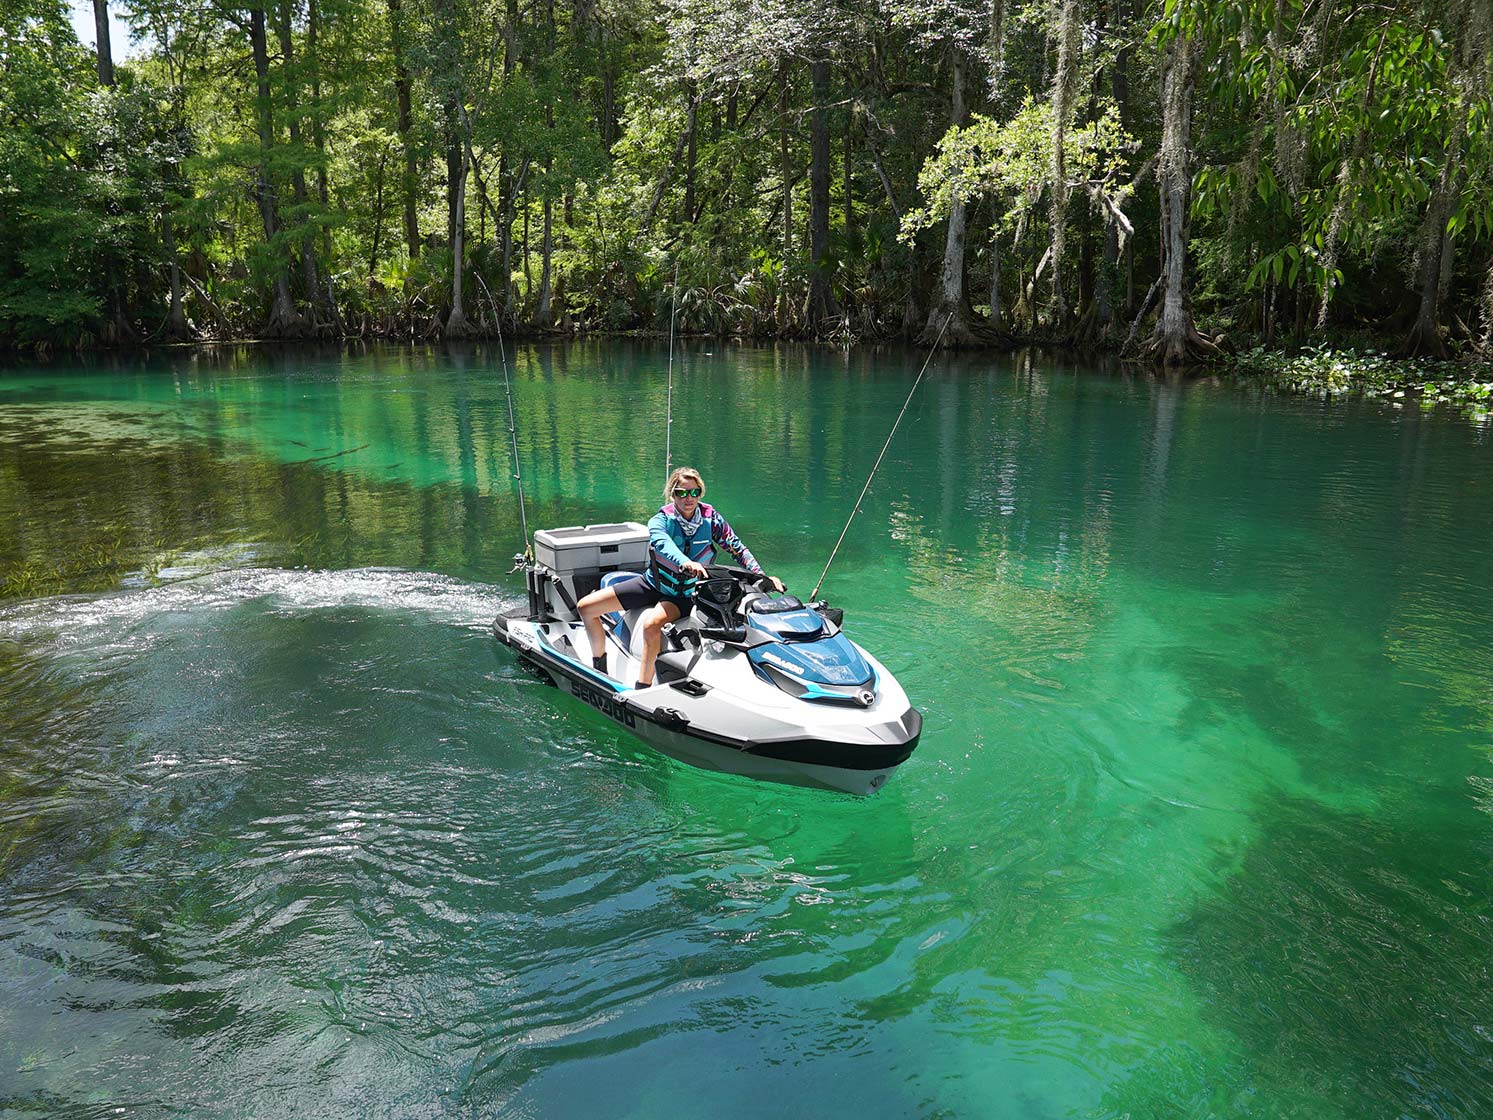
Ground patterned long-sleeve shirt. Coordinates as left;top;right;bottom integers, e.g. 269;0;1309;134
646;502;761;598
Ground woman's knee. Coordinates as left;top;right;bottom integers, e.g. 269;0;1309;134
579;589;619;618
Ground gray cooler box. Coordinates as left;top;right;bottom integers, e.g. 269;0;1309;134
534;522;649;573
531;522;649;619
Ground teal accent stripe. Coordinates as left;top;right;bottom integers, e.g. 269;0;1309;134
536;631;626;693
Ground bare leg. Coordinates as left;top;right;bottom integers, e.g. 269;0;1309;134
637;601;682;687
578;587;623;660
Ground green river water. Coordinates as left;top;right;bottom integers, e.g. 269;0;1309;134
2;342;1492;1118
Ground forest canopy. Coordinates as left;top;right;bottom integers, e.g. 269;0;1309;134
2;0;1491;362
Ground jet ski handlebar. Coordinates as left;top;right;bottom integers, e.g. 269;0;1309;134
696;624;750;645
704;564;780;592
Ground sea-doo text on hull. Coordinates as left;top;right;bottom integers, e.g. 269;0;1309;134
492;523;921;794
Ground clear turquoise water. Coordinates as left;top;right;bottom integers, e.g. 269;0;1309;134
2;342;1492;1118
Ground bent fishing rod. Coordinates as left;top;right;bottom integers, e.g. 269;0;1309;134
809;312;952;602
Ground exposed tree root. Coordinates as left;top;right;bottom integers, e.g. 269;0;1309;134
264;307;314;339
1067;299;1117;351
1399;319;1448;359
918;302;1003;348
1142;319;1224;367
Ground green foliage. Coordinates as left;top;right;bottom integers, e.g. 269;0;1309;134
1230;345;1493;423
3;0;1492;355
0;2;157;341
903;98;1133;241
1186;0;1493;322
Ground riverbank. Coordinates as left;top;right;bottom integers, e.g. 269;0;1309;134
7;334;1493;425
1225;346;1493;424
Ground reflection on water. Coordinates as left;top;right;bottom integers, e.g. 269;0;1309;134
2;342;1492;1117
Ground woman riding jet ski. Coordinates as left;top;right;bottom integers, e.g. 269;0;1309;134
576;467;784;691
492;468;921;795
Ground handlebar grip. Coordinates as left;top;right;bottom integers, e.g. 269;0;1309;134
698;626;748;644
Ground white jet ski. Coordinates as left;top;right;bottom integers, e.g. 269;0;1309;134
492;522;921;794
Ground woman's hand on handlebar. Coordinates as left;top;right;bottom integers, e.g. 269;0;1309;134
762;574;785;592
684;560;711;579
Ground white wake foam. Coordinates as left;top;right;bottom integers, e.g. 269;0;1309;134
0;566;519;647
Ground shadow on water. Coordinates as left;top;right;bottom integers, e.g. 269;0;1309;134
1128;792;1493;1119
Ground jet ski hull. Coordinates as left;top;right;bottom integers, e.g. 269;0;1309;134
493;613;920;795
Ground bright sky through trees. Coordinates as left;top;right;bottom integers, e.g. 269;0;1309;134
67;0;141;59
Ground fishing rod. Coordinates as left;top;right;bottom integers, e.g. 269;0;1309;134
809;312;952;602
497;310;532;565
664;258;679;481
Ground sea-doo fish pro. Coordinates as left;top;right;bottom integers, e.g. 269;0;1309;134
492;523;921;794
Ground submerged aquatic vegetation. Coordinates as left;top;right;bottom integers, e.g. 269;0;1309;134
1230;346;1493;423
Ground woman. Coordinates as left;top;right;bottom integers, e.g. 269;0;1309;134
578;466;783;690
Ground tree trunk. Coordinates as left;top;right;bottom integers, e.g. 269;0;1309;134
388;0;420;262
522;178;532;306
806;58;842;328
434;0;463;261
277;0;324;329
683;79;698;222
808;57;839;327
1403;105;1468;356
162;213;193;340
1111;0;1133;322
843;98;856;324
1478;256;1493;353
249;4;306;336
499;156;514;315
444;124;462;258
1048;0;1079;325
368;150;388;285
989;242;1003;330
1111;0;1131;119
862;114;901;222
1094;0;1121;340
308;0;340;329
1143;32;1216;366
1404;201;1455;357
601;26;617;148
638;95;697;237
92;0;115;86
536;176;554;327
447;153;473;337
499;0;519;315
779;61;793;333
534;116;552;331
1096;218;1117;336
843;100;854;234
922;53;982;346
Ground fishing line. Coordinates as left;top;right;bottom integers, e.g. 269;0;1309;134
497;312;531;563
809;312;952;602
664;258;680;481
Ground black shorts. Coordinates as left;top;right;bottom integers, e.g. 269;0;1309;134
607;574;694;618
